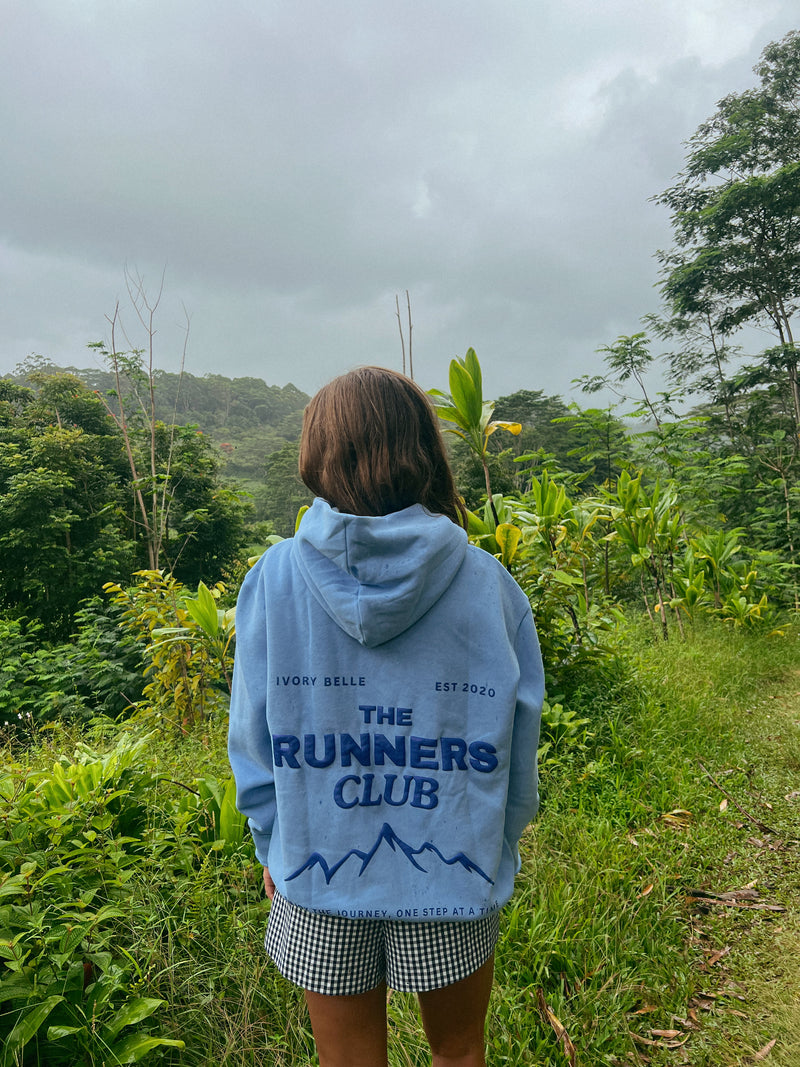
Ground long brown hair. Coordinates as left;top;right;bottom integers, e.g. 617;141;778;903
298;366;467;527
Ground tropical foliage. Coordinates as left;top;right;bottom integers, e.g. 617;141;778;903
1;28;800;1065
0;730;249;1064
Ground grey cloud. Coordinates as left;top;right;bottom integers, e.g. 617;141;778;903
1;0;798;401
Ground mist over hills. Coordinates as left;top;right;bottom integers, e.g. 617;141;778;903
6;361;311;483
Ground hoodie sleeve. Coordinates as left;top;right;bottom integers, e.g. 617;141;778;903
503;607;545;856
227;562;275;866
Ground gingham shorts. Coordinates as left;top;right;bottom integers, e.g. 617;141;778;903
265;891;500;995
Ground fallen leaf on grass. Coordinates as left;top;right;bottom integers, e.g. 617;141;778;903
741;1038;777;1063
660;809;693;827
534;988;577;1067
723;985;748;999
631;1034;661;1048
690;996;714;1012
639;883;654;898
693;989;747;1003
703;946;731;968
685;887;786;913
651;1029;683;1039
630;1004;659;1015
711;898;784;913
720;798;729;811
687;887;760;901
673;1013;701;1030
632;1032;690;1050
785;791;800;801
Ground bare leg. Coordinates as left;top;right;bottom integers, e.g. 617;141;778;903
416;955;494;1067
304;982;389;1067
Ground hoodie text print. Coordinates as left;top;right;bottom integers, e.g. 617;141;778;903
228;500;544;920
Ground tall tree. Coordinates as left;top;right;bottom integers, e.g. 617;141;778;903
655;31;800;431
254;440;313;537
0;375;134;635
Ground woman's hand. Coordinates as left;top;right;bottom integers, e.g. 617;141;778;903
262;867;276;900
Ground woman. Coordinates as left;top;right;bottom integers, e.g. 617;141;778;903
228;367;544;1066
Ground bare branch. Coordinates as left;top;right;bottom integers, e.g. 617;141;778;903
406;290;413;380
395;293;406;375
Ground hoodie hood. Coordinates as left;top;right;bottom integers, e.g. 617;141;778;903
292;499;468;647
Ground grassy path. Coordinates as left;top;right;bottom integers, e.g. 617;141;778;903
485;625;800;1067
709;669;800;1067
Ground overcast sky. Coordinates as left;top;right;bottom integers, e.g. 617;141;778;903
1;0;798;402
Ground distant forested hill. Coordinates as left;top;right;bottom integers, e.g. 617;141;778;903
7;362;310;482
6;359;631;536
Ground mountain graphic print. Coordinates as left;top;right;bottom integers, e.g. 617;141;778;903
285;822;494;885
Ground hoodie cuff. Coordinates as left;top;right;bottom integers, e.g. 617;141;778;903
249;824;272;867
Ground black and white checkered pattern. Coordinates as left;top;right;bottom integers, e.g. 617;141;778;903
265;891;500;995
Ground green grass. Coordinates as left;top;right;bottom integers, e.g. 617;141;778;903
495;619;800;1067
3;618;799;1065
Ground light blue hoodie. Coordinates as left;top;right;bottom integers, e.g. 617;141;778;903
228;499;544;921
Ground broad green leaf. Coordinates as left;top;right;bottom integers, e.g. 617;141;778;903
537;740;552;762
449;360;482;427
47;1024;86;1040
431;399;471;432
551;569;585;586
0;972;35;1000
465;509;491;536
32;865;74;888
102;997;166;1041
107;1034;186;1063
0;875;26;901
463;347;483;396
1;995;64;1064
197;776;224;809
219;776;246;845
183;582;219;637
87;904;126;925
0;934;27;961
470;532;500;554
59;924;87;954
495;523;522;567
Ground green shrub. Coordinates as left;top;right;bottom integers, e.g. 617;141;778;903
0;619;86;732
0;730;247;1064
